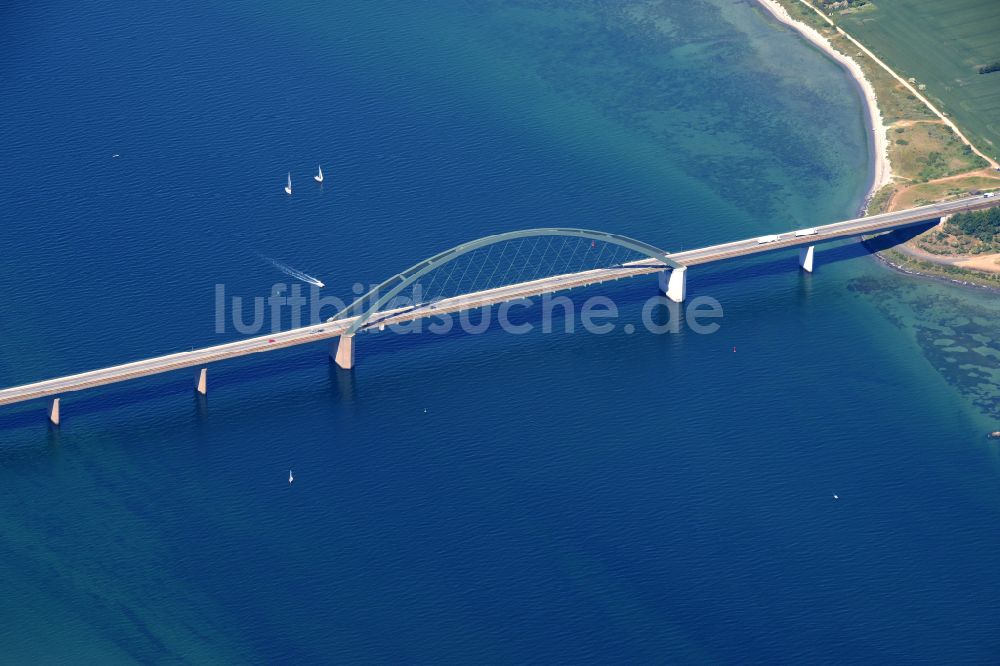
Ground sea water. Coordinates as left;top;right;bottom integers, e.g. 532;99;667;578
0;1;997;662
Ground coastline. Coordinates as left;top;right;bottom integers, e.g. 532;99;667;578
755;0;893;209
865;242;1000;294
755;0;1000;291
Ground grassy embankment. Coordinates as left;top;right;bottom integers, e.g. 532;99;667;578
767;0;1000;285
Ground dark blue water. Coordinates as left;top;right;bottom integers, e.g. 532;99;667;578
1;1;998;662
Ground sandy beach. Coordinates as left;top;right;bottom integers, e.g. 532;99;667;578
756;0;893;204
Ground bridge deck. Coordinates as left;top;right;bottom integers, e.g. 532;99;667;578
1;194;996;408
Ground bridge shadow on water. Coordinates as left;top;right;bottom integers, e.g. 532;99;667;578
692;221;935;292
620;224;931;301
859;221;937;251
0;343;340;434
0;224;935;434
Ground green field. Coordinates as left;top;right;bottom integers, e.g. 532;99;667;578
832;0;1000;162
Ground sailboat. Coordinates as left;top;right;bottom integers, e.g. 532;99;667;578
284;172;292;195
289;469;294;484
314;165;323;183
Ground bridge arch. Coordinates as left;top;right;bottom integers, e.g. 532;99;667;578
331;228;684;335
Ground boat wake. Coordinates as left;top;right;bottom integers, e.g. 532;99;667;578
260;255;325;288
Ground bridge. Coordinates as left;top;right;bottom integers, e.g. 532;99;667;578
2;193;997;425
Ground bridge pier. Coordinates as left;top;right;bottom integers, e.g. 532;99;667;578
798;245;815;273
659;267;687;303
48;398;60;426
196;368;207;395
332;334;355;370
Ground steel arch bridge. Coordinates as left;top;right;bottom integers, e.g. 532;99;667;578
329;228;684;335
5;193;995;423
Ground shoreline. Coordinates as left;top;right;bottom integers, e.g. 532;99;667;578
755;0;893;210
754;0;1000;291
865;242;1000;294
891;236;1000;275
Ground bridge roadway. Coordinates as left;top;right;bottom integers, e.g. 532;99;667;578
0;194;996;409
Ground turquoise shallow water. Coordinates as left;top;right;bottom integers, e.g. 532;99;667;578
0;0;998;662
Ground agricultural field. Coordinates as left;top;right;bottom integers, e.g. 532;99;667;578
832;0;1000;162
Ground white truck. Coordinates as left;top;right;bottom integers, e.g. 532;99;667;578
795;228;818;236
756;234;781;244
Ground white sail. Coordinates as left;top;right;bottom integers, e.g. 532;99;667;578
284;173;292;195
314;165;323;183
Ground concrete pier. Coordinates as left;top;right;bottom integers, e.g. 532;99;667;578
660;267;687;303
798;245;815;273
333;335;355;370
196;368;207;395
48;398;60;426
